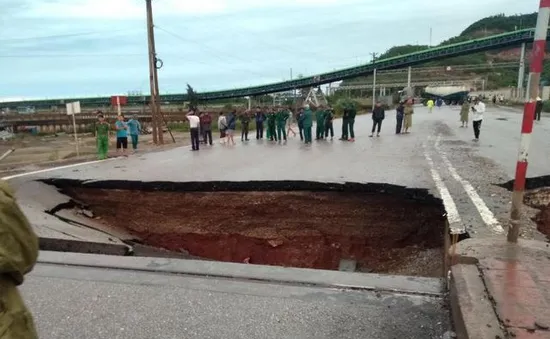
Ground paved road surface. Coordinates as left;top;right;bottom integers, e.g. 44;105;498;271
22;261;449;339
8;104;549;240
8;104;549;338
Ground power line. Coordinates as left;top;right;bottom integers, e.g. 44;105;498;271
0;28;140;43
155;25;275;79
0;53;144;58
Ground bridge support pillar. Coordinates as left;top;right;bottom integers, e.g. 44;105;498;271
372;69;377;110
407;67;412;88
517;42;526;92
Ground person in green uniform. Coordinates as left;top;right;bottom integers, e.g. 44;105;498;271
275;108;288;141
95;112;110;160
302;104;313;144
340;105;350;141
324;107;334;139
348;103;357;142
315;106;326;140
0;180;40;339
240;110;251;141
297;108;305;141
267;108;277;141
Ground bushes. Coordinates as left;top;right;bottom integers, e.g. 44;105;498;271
542;100;550;113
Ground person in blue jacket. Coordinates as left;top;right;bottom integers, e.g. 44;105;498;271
254;106;266;139
126;114;141;152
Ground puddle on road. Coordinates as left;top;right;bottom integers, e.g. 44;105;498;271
41;179;448;277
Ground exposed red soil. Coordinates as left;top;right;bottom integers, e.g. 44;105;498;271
65;188;445;274
525;188;550;238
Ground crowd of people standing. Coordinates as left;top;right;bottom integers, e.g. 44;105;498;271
185;104;357;151
183;99;423;151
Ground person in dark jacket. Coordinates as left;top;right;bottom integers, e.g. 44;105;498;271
370;102;385;137
201;111;213;145
348;104;357;142
267;108;277;141
340;106;350;141
395;101;404;134
535;97;543;121
324;107;334;139
297;108;305;141
240;110;251;141
225;110;237;145
302;105;313;144
254;106;266;139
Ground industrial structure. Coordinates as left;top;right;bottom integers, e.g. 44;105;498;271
0;28;538;112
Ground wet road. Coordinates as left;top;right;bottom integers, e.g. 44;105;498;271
8;104;549;239
11;104;549;339
22;261;450;339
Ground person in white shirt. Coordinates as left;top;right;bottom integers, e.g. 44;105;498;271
186;109;201;151
217;112;227;144
471;97;485;141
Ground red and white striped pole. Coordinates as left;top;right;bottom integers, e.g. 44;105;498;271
508;0;550;243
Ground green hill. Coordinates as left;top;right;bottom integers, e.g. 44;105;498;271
341;13;549;89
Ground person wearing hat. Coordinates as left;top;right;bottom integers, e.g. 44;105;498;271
535;96;543;121
127;114;142;153
186;109;201;151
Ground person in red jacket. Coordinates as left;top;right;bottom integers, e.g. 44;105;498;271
200;111;213;145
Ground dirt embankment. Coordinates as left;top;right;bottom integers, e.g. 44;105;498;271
525;188;550;238
63;188;446;276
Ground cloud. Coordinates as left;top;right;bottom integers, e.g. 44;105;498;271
21;0;350;19
0;0;539;99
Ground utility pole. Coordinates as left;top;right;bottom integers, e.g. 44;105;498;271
371;53;378;111
508;0;550;243
145;0;163;144
517;43;526;93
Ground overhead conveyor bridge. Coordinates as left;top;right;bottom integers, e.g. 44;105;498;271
1;28;542;110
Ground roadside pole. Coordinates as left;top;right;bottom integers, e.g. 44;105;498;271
508;0;550;243
66;101;81;157
116;96;122;116
372;69;377;111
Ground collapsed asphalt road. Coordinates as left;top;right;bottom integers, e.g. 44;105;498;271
40;179;447;276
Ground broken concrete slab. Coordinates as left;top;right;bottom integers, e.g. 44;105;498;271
13;180;129;249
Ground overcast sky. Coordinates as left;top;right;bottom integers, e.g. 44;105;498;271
0;0;538;101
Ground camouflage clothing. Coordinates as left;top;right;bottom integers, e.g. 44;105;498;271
0;180;39;339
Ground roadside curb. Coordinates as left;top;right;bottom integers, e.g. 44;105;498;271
450;264;505;339
37;251;446;296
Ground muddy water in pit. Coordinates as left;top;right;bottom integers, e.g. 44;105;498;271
63;188;446;276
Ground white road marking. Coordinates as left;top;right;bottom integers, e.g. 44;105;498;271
1;158;116;181
422;143;463;234
434;135;505;234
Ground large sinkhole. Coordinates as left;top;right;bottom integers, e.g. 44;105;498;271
42;179;448;277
